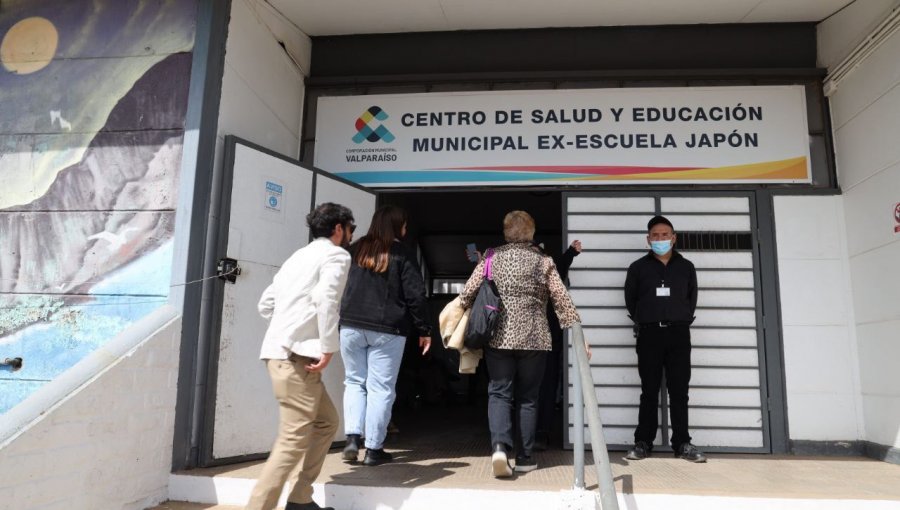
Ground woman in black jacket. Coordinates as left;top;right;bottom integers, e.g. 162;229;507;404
339;205;432;466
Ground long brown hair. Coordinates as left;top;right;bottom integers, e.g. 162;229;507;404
355;205;408;273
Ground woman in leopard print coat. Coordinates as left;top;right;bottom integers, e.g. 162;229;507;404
459;210;581;478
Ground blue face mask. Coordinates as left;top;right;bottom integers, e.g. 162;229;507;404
650;240;672;256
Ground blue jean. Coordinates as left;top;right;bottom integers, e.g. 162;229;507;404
340;327;406;450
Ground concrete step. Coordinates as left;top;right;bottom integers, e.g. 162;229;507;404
165;415;900;510
162;484;900;510
167;454;900;510
152;503;240;509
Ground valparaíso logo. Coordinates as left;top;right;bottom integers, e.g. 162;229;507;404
353;106;395;143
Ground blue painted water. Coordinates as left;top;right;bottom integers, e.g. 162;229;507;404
0;241;173;414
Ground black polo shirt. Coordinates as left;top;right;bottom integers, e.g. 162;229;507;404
624;251;698;324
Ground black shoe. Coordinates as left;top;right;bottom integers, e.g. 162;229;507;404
514;455;538;473
363;448;393;466
285;501;334;510
675;443;707;463
342;434;362;462
491;443;513;478
625;441;652;460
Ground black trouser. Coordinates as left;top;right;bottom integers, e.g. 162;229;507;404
537;325;563;438
634;324;692;452
485;347;546;457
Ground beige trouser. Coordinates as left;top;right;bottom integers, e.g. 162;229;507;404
246;356;339;510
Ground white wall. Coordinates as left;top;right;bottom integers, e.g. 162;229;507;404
200;0;313;460
214;0;311;169
774;196;863;441
208;0;311;267
819;1;900;450
818;0;900;69
0;314;182;509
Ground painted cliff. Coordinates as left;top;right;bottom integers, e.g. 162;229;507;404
0;0;197;412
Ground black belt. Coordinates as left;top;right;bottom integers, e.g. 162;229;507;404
638;321;690;328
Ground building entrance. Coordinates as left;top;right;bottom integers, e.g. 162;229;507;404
201;140;779;468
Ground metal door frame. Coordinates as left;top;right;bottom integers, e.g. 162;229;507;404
562;190;788;454
197;136;377;467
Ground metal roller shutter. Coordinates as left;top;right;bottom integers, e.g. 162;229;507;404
564;193;770;453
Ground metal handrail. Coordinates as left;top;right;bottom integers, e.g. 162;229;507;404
571;323;619;510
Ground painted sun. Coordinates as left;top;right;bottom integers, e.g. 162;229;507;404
1;16;59;75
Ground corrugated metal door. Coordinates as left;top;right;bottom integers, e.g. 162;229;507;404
564;192;769;453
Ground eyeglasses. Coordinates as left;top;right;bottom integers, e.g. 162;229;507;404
347;223;357;234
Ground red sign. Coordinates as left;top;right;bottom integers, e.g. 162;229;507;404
894;202;900;234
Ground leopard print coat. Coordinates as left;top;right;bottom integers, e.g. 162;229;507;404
459;242;581;351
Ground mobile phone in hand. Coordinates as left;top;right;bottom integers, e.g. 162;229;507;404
466;243;478;262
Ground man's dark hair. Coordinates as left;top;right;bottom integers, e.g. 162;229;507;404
307;202;354;238
647;215;675;232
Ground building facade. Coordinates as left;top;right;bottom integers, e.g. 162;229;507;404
0;0;898;508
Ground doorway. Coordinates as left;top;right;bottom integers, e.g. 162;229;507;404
377;190;567;451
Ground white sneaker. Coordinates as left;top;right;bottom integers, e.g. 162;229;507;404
491;447;513;478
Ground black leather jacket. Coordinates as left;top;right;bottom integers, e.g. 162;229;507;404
339;241;432;337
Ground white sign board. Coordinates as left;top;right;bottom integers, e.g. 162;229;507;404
261;178;284;223
314;86;812;187
264;180;282;212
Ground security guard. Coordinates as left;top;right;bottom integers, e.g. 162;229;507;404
624;216;706;463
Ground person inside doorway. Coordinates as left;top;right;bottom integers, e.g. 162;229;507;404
459;211;581;477
624;215;707;463
247;203;355;510
535;239;581;451
339;205;432;466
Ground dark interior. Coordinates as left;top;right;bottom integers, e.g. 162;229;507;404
377;190;566;449
382;190;564;278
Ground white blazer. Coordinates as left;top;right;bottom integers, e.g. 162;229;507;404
257;238;351;360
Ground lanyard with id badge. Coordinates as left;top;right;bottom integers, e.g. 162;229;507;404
657;281;671;297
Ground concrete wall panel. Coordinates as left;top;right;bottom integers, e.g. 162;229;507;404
774;196;863;441
821;4;900;449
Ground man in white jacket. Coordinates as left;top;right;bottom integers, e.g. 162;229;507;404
246;202;355;510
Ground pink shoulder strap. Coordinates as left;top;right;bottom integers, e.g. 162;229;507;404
484;248;495;280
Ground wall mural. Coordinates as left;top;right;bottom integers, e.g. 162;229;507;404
0;0;197;413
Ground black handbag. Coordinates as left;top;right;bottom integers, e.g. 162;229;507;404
464;248;502;350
